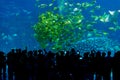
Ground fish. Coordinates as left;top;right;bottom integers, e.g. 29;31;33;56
23;9;31;14
13;33;18;37
81;2;93;8
38;4;47;8
1;33;18;40
15;12;20;16
99;10;120;23
91;15;99;21
87;33;93;37
114;46;120;51
108;10;120;16
53;7;58;10
102;32;109;35
99;13;110;22
90;9;95;13
108;27;116;31
108;10;120;23
76;19;82;24
64;2;68;6
69;4;74;7
73;8;79;12
49;3;53;7
108;10;116;15
76;3;81;6
95;5;101;9
2;35;12;40
95;33;102;37
118;10;120;12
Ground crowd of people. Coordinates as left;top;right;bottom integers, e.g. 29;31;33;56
0;48;120;80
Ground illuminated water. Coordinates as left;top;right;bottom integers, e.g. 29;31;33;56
0;0;120;54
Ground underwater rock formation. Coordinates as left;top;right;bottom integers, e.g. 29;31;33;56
73;37;120;54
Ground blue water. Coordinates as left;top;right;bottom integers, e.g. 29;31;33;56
0;0;120;53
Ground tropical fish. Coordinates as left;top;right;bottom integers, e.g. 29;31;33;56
13;34;18;37
53;7;59;11
87;33;93;37
49;3;53;7
99;13;110;22
108;27;116;31
81;2;93;8
15;12;20;16
38;4;47;8
23;9;31;14
89;9;95;13
108;10;120;23
73;8;79;12
64;2;68;6
102;31;109;36
109;10;116;15
76;3;81;6
108;10;120;16
99;10;120;23
1;33;18;40
95;5;101;9
95;33;102;37
91;15;99;21
69;3;74;7
118;10;120;12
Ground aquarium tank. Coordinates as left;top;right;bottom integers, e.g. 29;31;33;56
0;0;120;55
